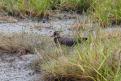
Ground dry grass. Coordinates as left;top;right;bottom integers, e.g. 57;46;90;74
70;17;92;31
0;32;43;54
35;28;121;81
0;16;18;23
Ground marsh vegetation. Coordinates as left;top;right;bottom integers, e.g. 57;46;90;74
0;0;121;81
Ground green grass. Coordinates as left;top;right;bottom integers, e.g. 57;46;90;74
36;29;121;81
1;0;121;25
0;0;121;26
58;0;91;12
0;0;91;17
0;0;53;17
91;0;121;26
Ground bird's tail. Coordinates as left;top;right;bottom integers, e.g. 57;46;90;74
77;37;88;43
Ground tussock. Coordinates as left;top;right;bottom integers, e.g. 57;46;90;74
0;32;42;54
36;29;121;81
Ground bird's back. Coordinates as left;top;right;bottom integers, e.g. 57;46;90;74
55;37;77;46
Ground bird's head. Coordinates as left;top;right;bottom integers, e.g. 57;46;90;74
51;31;61;38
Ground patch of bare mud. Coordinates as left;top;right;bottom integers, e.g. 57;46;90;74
0;52;41;81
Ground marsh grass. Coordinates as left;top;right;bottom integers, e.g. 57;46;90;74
36;29;121;81
0;0;52;17
0;0;121;81
91;0;121;26
0;0;91;17
0;0;121;26
57;0;91;13
0;32;43;54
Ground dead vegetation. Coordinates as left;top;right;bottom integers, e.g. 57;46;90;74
35;28;121;81
0;16;18;23
0;32;42;54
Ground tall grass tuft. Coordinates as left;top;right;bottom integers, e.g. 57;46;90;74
36;29;121;81
0;32;42;54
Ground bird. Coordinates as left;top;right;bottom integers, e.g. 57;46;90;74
51;31;87;46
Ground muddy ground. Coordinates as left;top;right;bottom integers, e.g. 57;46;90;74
0;52;41;81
